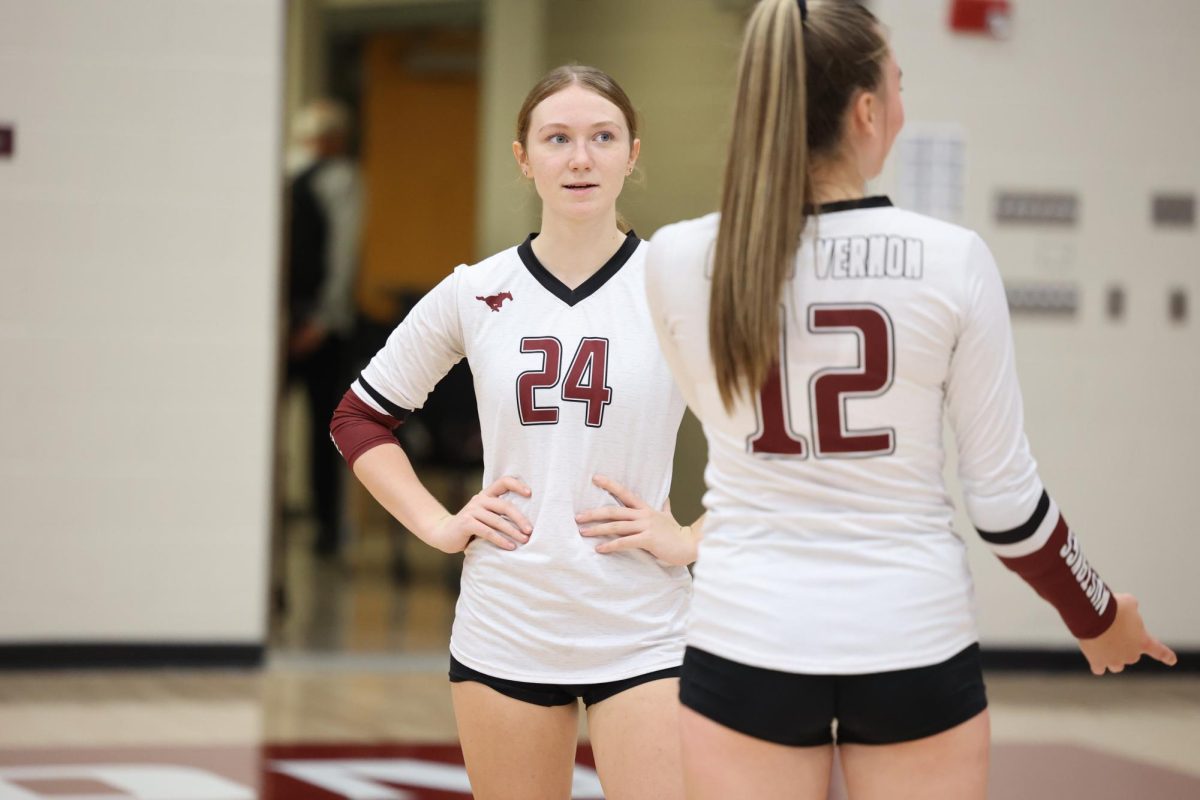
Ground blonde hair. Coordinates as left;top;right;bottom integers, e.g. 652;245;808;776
710;0;887;411
516;65;638;147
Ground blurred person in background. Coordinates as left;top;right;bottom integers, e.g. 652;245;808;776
645;1;1176;798
286;98;364;557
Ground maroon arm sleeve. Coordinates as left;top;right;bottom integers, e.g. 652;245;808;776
329;389;407;469
979;496;1118;639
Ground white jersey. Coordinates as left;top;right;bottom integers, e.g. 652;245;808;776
355;232;690;682
646;198;1048;674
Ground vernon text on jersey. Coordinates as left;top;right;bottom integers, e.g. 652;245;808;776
816;236;924;280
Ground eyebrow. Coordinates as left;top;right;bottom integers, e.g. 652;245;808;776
536;120;623;133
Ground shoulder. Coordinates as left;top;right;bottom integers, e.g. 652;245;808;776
645;213;720;282
449;245;524;287
873;207;997;284
649;213;720;251
880;206;978;250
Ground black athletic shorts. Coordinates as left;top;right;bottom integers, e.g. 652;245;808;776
449;655;681;708
680;643;987;746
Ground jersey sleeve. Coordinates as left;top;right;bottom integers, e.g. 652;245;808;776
329;389;403;468
946;234;1117;639
645;226;705;415
353;267;467;419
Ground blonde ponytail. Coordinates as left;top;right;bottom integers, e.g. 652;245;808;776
711;0;808;412
710;0;887;412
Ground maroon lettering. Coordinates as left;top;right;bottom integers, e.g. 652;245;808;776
809;305;895;457
751;304;895;458
750;358;807;455
517;337;561;424
517;337;612;427
562;338;613;428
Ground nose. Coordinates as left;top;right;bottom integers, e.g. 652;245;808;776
568;140;592;171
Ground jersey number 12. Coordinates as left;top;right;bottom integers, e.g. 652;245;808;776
751;303;895;459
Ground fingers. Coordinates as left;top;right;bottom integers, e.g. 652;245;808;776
458;479;534;552
579;520;643;538
474;508;530;545
592;474;648;509
467;520;519;551
479;495;533;534
486;476;532;499
575;506;639;525
595;532;649;555
1145;636;1179;667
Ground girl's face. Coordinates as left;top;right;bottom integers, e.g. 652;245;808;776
514;84;640;224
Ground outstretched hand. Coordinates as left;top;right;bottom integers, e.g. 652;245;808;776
577;475;698;566
427;476;533;554
1077;593;1177;675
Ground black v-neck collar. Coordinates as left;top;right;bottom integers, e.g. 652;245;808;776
517;230;640;307
807;195;893;215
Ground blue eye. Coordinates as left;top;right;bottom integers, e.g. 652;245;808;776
549;134;568;144
595;131;614;143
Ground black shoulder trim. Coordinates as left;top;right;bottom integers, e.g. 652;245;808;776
357;374;412;421
807;195;893;215
975;490;1051;545
517;230;640;307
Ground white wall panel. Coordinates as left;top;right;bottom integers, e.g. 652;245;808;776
0;0;283;643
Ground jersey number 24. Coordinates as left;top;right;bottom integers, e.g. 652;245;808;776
751;303;895;459
517;337;612;428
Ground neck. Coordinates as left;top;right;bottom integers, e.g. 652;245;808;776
809;156;866;207
531;209;627;290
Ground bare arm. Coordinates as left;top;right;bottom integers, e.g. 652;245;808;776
332;390;533;554
352;442;456;551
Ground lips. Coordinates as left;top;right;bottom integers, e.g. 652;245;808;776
564;182;598;191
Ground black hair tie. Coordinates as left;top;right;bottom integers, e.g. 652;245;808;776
797;0;808;22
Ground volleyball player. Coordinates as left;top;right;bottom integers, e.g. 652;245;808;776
644;2;1176;798
331;66;698;800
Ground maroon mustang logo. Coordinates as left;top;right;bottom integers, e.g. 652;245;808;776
476;291;513;312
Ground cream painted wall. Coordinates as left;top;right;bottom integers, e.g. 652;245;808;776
476;0;547;257
546;0;745;235
0;0;283;642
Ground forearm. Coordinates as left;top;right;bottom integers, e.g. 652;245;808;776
329;387;450;550
352;443;452;550
976;491;1116;639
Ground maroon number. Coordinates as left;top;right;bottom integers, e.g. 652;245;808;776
517;337;562;425
750;326;807;455
750;304;895;458
561;338;613;428
809;304;895;457
518;337;612;427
